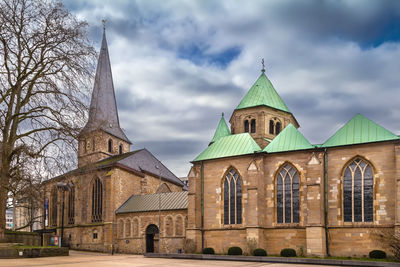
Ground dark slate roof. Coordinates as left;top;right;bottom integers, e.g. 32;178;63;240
116;191;188;214
46;148;185;189
80;29;131;143
96;148;185;187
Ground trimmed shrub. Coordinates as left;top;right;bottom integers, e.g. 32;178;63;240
202;247;215;254
280;248;296;257
369;250;386;259
253;248;267;256
228;246;243;255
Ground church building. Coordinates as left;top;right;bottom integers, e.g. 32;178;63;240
42;27;400;258
187;67;400;257
42;29;187;253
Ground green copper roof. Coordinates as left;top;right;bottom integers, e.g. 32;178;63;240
236;71;290;113
210;113;231;144
323;114;399;148
264;123;314;153
194;133;261;162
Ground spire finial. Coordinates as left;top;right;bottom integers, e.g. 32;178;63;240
102;19;107;32
261;58;265;73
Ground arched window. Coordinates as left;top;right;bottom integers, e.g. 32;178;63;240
276;122;281;135
91;178;103;222
250;119;256;133
269;120;274;134
132;218;139;237
118;219;124;238
244;120;249;132
119;144;123;154
165;216;173;236
108;139;112;153
51;187;58;227
125;219;131;237
68;183;75;225
276;163;300;223
175;216;183;236
343;158;373;222
223;168;242;224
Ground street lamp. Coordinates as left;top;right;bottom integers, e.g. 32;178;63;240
155;165;162;254
57;182;73;247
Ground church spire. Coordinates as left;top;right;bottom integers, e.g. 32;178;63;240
80;26;131;144
209;113;231;145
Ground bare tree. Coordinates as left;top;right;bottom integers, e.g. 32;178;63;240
0;0;96;241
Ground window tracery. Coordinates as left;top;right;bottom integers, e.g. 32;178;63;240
223;168;242;224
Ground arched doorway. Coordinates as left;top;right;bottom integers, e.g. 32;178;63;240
145;224;159;253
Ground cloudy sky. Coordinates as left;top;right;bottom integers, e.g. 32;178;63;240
65;0;400;177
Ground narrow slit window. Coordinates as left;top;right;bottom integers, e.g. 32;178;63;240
250;119;256;133
269;120;274;134
108;139;112;153
244;120;249;133
119;144;123;154
275;122;281;135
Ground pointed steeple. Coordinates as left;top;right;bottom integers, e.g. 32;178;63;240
80;27;131;143
210;113;231;145
236;70;290;113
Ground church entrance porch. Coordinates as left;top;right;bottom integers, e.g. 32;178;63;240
145;224;159;253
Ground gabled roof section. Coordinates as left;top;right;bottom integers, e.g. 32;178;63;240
194;133;261;162
97;148;185;187
236;70;290;113
210;113;231;144
264;124;314;153
80;29;131;143
116;191;188;214
322;114;399;148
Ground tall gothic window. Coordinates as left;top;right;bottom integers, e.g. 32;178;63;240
343;158;373;222
269;120;274;134
92;178;103;222
51;187;58;227
108;139;112;153
119;144;123;154
223;168;242;224
244;120;249;132
250;119;256;133
276;122;281;135
68;184;75;225
276;163;300;223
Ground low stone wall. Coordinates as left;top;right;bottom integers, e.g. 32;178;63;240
5;231;41;246
0;247;68;258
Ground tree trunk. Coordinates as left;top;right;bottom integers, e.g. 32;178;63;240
0;187;7;242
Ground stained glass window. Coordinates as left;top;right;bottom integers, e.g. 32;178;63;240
276;164;300;223
223;168;242;224
92;178;103;222
343;158;374;222
51;187;58;227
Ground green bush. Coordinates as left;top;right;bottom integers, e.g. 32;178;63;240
202;247;215;254
227;246;243;255
280;248;296;257
369;250;386;259
253;248;267;256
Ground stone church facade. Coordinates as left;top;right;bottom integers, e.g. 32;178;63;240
42;30;187;254
187;68;400;257
41;28;400;258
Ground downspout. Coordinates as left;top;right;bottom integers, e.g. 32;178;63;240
201;161;204;251
324;148;330;256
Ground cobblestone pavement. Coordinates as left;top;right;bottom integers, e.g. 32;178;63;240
0;250;336;267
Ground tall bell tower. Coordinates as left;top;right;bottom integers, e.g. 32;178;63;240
77;26;131;167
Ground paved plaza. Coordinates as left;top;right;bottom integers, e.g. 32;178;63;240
0;250;336;267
